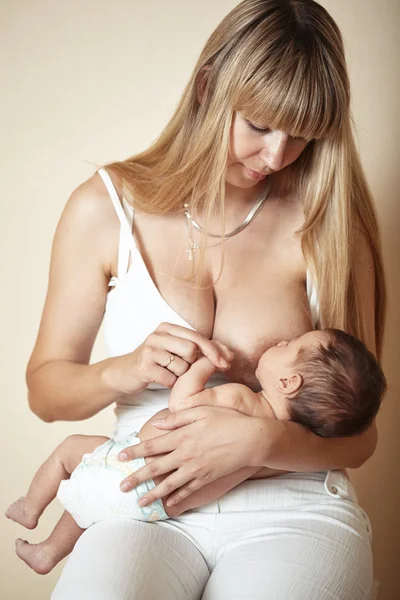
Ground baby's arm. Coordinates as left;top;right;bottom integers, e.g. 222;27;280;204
168;339;266;413
169;346;269;418
168;354;220;412
169;339;233;412
193;383;270;417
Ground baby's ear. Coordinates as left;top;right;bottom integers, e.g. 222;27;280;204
277;373;303;396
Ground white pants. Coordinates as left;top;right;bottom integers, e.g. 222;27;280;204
52;470;373;599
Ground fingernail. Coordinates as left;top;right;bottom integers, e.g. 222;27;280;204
118;452;128;461
166;499;175;507
120;482;132;492
138;498;149;507
220;358;229;368
152;419;165;426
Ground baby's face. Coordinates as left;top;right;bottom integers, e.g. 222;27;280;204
255;330;330;387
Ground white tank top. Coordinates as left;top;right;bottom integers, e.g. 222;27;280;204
97;167;320;438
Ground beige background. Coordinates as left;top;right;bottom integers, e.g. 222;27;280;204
1;1;399;598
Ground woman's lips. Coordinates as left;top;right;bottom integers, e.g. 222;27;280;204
243;165;267;180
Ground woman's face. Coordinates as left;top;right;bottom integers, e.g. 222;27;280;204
226;111;309;189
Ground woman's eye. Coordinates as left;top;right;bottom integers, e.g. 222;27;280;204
245;120;309;142
246;120;270;134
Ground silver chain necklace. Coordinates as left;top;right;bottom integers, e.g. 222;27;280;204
183;180;272;261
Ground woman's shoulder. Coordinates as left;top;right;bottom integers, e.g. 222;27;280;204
64;168;122;227
56;169;122;276
93;165;124;194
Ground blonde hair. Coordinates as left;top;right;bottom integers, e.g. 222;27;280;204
103;0;386;359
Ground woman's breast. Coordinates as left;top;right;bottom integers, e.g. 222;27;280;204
202;199;313;390
210;247;313;390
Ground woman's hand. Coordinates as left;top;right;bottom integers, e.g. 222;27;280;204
102;322;234;395
117;406;270;507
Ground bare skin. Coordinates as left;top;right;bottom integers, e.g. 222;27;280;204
120;170;312;393
105;166;313;483
6;435;105;574
26;146;313;420
7;332;303;574
24;113;377;515
5;418;258;574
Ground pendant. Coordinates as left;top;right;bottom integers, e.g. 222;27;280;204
186;241;199;261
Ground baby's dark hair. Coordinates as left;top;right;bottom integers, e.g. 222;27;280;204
287;328;387;437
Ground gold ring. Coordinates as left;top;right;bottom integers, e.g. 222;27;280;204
167;353;175;366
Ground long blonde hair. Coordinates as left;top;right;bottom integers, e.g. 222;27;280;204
103;0;386;359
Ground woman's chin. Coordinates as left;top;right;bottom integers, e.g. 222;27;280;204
225;169;262;189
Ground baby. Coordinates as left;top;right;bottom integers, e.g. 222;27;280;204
6;328;386;575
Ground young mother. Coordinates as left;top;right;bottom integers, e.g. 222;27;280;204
27;1;385;598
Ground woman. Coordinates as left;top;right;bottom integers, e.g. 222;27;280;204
27;0;385;598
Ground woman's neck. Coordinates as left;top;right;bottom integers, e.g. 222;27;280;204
224;179;270;211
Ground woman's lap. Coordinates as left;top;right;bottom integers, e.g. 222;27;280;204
201;505;373;599
52;471;373;600
51;519;209;600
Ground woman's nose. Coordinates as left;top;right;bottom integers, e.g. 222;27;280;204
259;131;289;171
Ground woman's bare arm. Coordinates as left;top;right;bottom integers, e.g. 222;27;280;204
27;175;232;423
26;176;125;422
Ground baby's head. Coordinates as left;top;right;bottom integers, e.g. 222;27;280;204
256;329;387;438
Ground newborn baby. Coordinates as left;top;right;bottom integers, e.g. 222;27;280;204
6;328;386;575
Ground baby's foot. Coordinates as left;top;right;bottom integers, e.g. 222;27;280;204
5;497;39;529
15;539;57;575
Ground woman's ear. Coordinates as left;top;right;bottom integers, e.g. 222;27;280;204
197;65;211;105
277;373;303;396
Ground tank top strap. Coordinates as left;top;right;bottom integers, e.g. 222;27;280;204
97;167;135;281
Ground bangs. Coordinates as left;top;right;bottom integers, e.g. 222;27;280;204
233;42;348;141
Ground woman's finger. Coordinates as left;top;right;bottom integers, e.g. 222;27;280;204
118;428;183;462
148;332;199;364
119;453;179;493
145;363;177;388
137;471;198;506
165;479;203;507
150;347;190;377
212;340;235;364
155;323;234;367
151;407;208;431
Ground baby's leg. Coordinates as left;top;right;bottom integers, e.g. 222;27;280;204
15;511;83;575
6;434;108;528
6;434;108;574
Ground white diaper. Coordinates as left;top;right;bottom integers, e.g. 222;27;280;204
57;433;168;528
